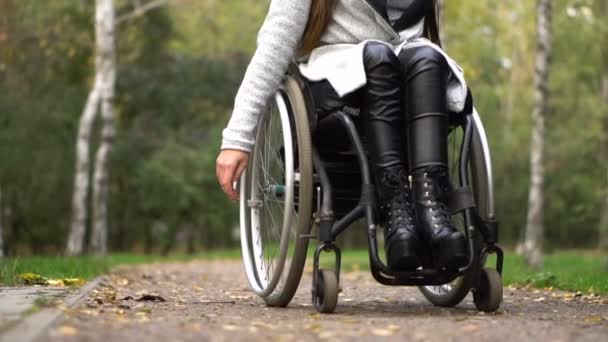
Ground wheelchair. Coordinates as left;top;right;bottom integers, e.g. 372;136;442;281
238;63;504;314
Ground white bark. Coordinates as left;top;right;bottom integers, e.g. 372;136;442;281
117;0;170;24
0;188;4;258
90;0;116;255
601;76;608;266
67;0;118;255
67;76;102;256
524;0;551;269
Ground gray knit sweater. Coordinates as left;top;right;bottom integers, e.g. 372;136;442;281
220;0;467;152
220;0;312;152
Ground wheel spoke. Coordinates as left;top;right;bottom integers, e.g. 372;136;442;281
241;86;311;303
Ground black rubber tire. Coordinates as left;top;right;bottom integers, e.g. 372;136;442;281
473;267;503;312
263;76;314;308
313;269;339;314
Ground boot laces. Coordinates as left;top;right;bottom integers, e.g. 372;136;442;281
385;191;415;233
421;168;452;227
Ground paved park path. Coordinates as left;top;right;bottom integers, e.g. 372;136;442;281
39;260;607;341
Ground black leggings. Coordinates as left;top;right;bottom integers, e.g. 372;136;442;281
310;42;450;174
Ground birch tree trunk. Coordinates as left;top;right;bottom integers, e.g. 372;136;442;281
0;188;4;258
90;0;116;255
66;0;117;256
598;0;608;269
67;75;102;255
523;0;552;269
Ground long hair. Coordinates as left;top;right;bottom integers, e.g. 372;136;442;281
298;0;337;56
423;0;443;47
299;0;442;55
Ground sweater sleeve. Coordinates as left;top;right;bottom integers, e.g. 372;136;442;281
220;0;313;152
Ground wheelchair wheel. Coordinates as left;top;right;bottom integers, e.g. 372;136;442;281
473;267;503;312
313;269;339;314
419;110;493;307
239;76;313;307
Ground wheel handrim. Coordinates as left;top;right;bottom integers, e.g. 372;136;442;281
241;92;297;296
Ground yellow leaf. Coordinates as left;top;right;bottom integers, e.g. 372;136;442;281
57;325;78;336
371;325;399;336
582;315;604;325
46;279;65;287
462;324;480;332
20;273;48;285
62;278;86;286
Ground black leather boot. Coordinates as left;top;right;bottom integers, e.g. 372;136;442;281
400;46;468;271
411;166;468;270
376;165;422;271
359;43;423;271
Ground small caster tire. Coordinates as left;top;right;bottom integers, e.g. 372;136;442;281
313;269;338;313
473;267;503;312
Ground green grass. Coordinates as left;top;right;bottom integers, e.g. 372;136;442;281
337;249;608;295
0;250;242;286
2;249;607;295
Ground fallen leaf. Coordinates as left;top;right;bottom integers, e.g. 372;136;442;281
307;323;322;333
372;325;400;336
46;279;64;286
20;273;47;285
57;325;78;336
117;278;129;286
582;315;604;325
461;324;479;332
189;323;202;332
135;294;166;302
62;278;86;286
371;329;393;337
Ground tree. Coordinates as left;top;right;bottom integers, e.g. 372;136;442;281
67;0;116;256
598;0;608;268
67;0;171;256
89;0;117;255
0;188;4;257
523;0;552;269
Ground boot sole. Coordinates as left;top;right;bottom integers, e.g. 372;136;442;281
387;239;422;271
433;235;469;271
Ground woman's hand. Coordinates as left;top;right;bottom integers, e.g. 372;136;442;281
216;149;249;201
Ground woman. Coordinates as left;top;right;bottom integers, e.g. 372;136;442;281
216;0;468;272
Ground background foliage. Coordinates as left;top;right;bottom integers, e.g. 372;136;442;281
0;0;605;255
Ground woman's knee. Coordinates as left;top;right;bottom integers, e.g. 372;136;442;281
399;46;448;73
363;42;400;72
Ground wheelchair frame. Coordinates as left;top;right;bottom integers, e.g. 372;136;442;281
239;65;504;314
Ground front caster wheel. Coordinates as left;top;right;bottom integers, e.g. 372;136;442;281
312;269;338;313
473;267;503;312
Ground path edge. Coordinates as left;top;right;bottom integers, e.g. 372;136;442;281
0;276;103;342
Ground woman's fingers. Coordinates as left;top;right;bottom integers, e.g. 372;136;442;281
216;150;249;201
216;157;234;198
234;159;248;182
228;159;248;201
219;163;238;200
